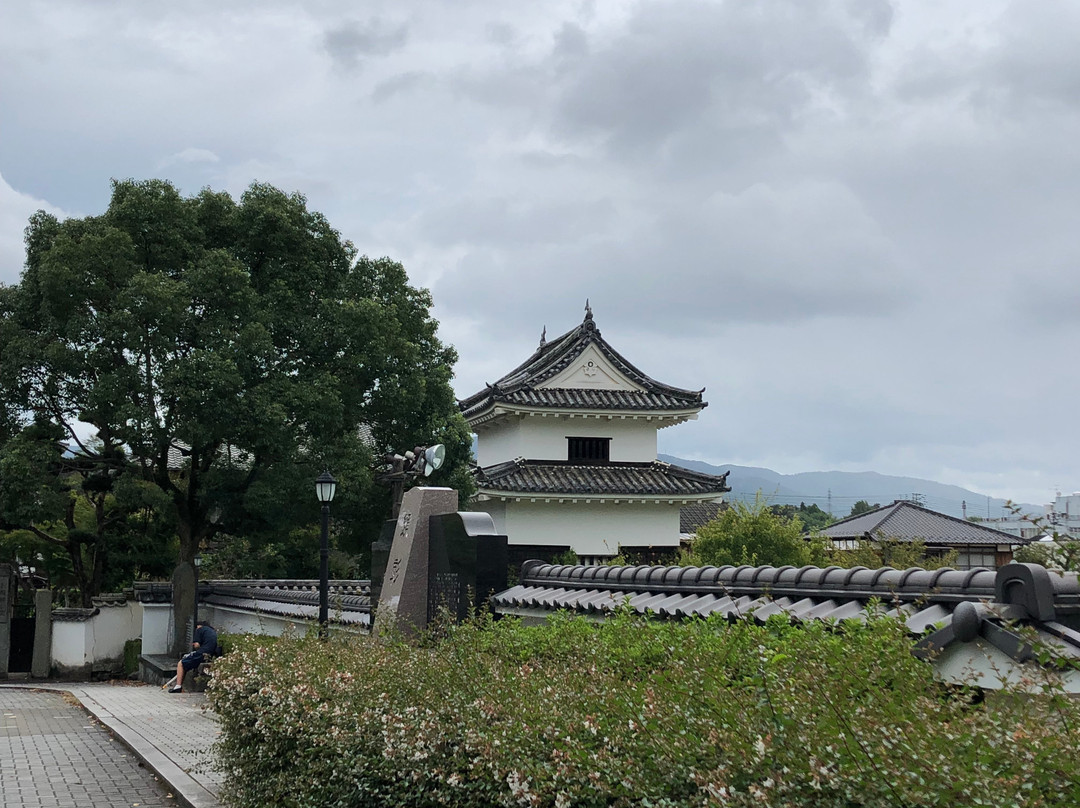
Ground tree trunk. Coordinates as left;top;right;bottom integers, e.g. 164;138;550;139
170;519;205;657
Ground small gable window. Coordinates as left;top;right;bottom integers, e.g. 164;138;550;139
568;437;610;463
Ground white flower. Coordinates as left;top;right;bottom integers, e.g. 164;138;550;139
753;736;766;759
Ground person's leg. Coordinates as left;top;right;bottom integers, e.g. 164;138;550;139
171;660;184;692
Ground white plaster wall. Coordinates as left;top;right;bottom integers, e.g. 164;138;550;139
201;604;367;637
91;603;142;661
475;419;523;466
476;416;658;465
203;605;310;637
474;500;507;535
51;621;90;669
52;603;142;671
498;501;680;556
141;603;172;655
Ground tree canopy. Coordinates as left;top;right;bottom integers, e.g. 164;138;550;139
689;496;821;568
769;501;833;533
0;179;472;605
849;500;879;516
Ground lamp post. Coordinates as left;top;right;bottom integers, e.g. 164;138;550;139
192;553;201;633
315;470;338;639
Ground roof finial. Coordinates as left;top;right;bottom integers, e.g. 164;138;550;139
539;325;546;348
584;299;593;321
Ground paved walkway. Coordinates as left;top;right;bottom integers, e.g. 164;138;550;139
0;682;224;808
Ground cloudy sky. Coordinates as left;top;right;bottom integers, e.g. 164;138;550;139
2;0;1078;504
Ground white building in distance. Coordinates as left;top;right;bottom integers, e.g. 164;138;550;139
460;305;729;564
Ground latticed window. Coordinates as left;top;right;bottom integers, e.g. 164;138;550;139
567;437;610;463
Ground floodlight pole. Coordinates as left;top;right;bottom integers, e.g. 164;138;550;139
388;455;406;521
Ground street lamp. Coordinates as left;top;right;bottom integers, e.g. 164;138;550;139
193;553;202;632
315;470;337;639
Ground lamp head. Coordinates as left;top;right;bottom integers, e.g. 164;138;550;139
315;470;338;503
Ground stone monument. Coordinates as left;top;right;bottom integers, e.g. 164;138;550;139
373;487;459;635
372;487;509;635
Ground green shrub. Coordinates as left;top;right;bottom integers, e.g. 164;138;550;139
122;638;141;676
210;614;1080;807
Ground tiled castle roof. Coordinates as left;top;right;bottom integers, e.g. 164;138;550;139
818;500;1029;546
475;459;730;499
459;307;704;419
492;561;1080;668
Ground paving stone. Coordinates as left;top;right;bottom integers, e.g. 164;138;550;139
0;689;177;807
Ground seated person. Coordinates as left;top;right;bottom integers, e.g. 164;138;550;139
168;620;218;694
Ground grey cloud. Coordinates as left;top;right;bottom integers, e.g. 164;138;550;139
371;71;432;103
5;0;1080;503
485;23;518;47
983;2;1080;112
553;22;588;60
323;18;408;71
550;0;882;159
432;179;907;335
418;195;617;248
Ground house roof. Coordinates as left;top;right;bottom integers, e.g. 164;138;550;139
817;500;1029;547
475;459;730;500
492;561;1080;673
680;501;726;534
459;305;705;420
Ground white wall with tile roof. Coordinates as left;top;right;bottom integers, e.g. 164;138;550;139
473;498;678;557
476;415;659;466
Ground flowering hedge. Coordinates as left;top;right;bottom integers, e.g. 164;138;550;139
209;612;1080;807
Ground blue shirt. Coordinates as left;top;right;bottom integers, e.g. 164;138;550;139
193;624;218;656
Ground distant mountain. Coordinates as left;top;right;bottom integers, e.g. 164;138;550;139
659;455;1041;520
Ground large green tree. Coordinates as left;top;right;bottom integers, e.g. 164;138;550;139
689;495;824;568
0;179;471;636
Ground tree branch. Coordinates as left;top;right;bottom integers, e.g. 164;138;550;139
26;525;68;548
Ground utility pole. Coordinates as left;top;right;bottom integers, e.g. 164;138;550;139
827;488;832;516
962;500;967;520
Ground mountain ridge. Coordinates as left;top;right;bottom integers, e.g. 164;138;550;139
660;455;1040;520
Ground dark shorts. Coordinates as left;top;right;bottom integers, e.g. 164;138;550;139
181;651;205;672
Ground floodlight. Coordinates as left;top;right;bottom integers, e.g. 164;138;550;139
422;444;446;476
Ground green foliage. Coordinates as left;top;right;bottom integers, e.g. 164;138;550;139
551;549;580;566
828;537;959;571
849;499;879;516
769;502;833;532
688;495;823;568
0;420;175;604
1007;502;1080;572
0;179;472;591
1015;541;1080;572
123;639;142;676
210;614;1080;807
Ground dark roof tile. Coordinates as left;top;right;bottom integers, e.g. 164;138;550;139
475;459;730;498
819;500;1028;546
460;309;705;418
493;560;1080;670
